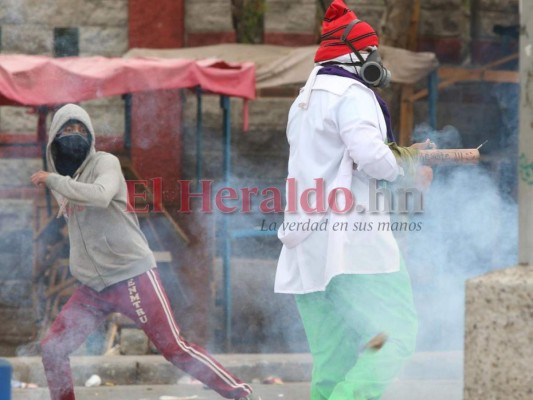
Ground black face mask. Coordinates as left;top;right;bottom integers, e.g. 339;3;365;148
52;134;90;177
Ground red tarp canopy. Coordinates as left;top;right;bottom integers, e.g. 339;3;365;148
0;55;256;106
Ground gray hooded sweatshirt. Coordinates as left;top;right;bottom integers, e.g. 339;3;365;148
45;104;155;291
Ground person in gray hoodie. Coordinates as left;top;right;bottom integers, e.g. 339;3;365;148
31;104;259;400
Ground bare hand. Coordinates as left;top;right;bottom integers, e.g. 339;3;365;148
410;138;437;150
31;171;50;187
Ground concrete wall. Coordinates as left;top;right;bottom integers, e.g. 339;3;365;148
263;0;317;45
465;267;533;400
181;0;517;63
0;97;124;142
129;0;185;48
472;0;520;39
0;0;519;57
185;0;233;33
0;159;41;355
418;0;469;62
0;0;127;137
184;0;236;46
471;0;520;63
0;0;128;56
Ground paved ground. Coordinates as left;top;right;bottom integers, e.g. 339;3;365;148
13;380;463;400
8;352;464;399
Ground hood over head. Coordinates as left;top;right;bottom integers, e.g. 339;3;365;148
46;103;96;177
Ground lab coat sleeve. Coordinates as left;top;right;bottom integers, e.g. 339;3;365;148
335;86;402;182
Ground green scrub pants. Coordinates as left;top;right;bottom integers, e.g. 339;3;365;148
295;261;418;400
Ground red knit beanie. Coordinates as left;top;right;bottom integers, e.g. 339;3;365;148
315;0;379;63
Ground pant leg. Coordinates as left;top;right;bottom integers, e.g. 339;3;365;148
109;268;252;400
40;286;111;400
295;291;360;400
327;260;418;400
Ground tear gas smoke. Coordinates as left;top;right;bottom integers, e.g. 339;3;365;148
407;116;518;354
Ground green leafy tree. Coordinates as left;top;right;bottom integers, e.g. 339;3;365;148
232;0;266;44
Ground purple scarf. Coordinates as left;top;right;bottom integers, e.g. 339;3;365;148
317;66;396;143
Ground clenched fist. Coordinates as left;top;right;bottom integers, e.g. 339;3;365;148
31;171;50;187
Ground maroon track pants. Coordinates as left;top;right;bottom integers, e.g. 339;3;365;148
40;268;252;400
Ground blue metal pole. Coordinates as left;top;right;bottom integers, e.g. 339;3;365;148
230;229;278;239
37;107;52;217
0;358;11;400
221;96;231;180
196;86;203;190
428;69;439;130
122;93;132;152
220;95;232;351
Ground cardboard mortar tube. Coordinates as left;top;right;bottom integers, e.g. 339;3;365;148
417;149;480;165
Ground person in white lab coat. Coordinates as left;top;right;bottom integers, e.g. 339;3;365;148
275;1;433;399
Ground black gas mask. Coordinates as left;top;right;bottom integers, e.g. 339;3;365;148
52;122;91;177
340;19;391;88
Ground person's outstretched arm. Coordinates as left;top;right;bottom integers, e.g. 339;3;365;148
32;154;122;208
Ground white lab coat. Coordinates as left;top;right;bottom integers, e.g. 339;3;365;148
275;74;403;294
